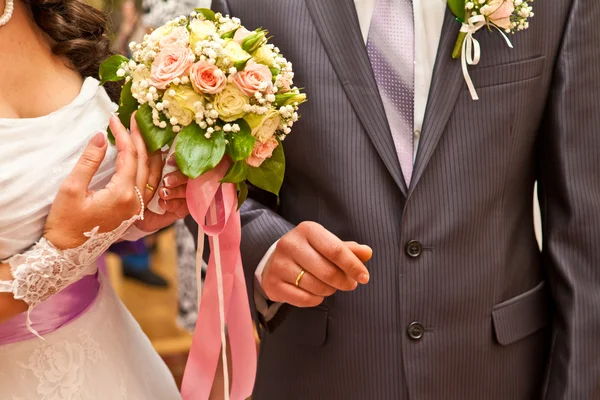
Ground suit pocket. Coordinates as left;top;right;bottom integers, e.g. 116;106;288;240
492;281;550;346
275;306;329;347
469;55;546;89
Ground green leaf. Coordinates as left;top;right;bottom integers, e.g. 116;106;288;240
221;161;249;184
269;67;280;83
117;81;137;128
176;124;226;179
195;8;215;21
247;140;285;195
447;0;466;20
226;119;256;161
99;55;129;85
241;30;268;53
107;127;116;144
233;57;251;71
136;104;176;153
273;92;307;108
221;28;238;39
236;181;248;210
107;81;138;144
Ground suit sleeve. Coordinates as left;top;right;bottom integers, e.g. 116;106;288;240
537;1;600;397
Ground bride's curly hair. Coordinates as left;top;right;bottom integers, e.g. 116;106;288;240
23;0;120;101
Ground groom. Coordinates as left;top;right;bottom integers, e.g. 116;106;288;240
186;0;600;398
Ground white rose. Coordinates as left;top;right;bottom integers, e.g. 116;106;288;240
214;84;250;122
163;85;204;126
149;23;175;44
190;19;217;49
222;39;251;65
252;45;276;67
244;109;281;142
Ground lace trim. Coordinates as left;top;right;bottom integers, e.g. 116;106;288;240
0;187;145;338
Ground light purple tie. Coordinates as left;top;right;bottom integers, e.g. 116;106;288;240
367;0;415;185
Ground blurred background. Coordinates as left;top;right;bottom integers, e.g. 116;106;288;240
91;0;213;388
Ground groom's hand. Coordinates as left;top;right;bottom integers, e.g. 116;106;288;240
261;222;372;308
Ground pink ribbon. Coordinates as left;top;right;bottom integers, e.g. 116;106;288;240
181;160;257;400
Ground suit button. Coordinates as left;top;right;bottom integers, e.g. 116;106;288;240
407;322;425;340
405;240;422;258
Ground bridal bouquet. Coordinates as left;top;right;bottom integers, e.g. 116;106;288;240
100;8;306;205
99;9;306;400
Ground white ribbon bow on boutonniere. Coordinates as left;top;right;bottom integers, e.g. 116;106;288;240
447;0;535;100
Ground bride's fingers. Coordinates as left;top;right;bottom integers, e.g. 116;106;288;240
146;151;163;202
163;170;189;189
159;184;186;201
110;115;138;188
129;114;151;198
159;199;189;218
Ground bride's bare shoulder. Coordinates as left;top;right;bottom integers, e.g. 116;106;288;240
0;0;82;119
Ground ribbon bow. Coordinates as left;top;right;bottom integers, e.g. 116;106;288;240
181;160;257;400
460;15;487;100
460;15;514;101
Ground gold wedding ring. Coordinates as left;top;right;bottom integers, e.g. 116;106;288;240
145;183;155;192
295;270;306;288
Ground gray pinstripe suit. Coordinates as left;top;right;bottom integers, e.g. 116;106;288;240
186;0;600;398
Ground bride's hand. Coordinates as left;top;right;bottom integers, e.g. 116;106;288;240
126;116;190;234
43;115;188;249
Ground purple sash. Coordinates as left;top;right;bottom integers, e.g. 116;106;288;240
0;274;100;344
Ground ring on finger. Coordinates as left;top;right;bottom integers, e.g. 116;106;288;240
145;183;155;193
295;269;306;288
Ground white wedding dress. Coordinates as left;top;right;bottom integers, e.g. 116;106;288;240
0;78;182;399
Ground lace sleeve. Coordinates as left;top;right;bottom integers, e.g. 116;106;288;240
0;188;145;338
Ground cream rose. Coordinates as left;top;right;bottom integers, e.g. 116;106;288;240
149;44;196;89
244;109;281;143
222;39;251;65
486;0;514;30
190;19;217;49
252;45;276;67
164;85;204;126
214;84;250;122
190;61;227;94
246;137;279;167
233;62;273;97
159;26;190;47
149;23;174;44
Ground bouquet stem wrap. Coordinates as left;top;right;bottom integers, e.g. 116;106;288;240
181;160;257;400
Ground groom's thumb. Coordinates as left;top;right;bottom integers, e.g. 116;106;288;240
64;132;108;192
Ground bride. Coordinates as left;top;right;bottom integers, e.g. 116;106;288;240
0;0;189;398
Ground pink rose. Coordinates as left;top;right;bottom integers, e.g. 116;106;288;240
190;62;227;94
246;138;278;167
232;62;273;97
233;27;252;45
488;0;514;30
149;44;196;89
160;26;190;47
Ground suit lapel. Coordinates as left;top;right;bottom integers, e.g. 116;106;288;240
305;0;408;196
410;8;464;193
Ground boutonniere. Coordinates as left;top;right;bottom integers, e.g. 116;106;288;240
448;0;534;100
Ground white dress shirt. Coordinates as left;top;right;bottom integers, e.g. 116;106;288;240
255;0;447;317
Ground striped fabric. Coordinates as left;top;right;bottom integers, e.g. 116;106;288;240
185;0;600;398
